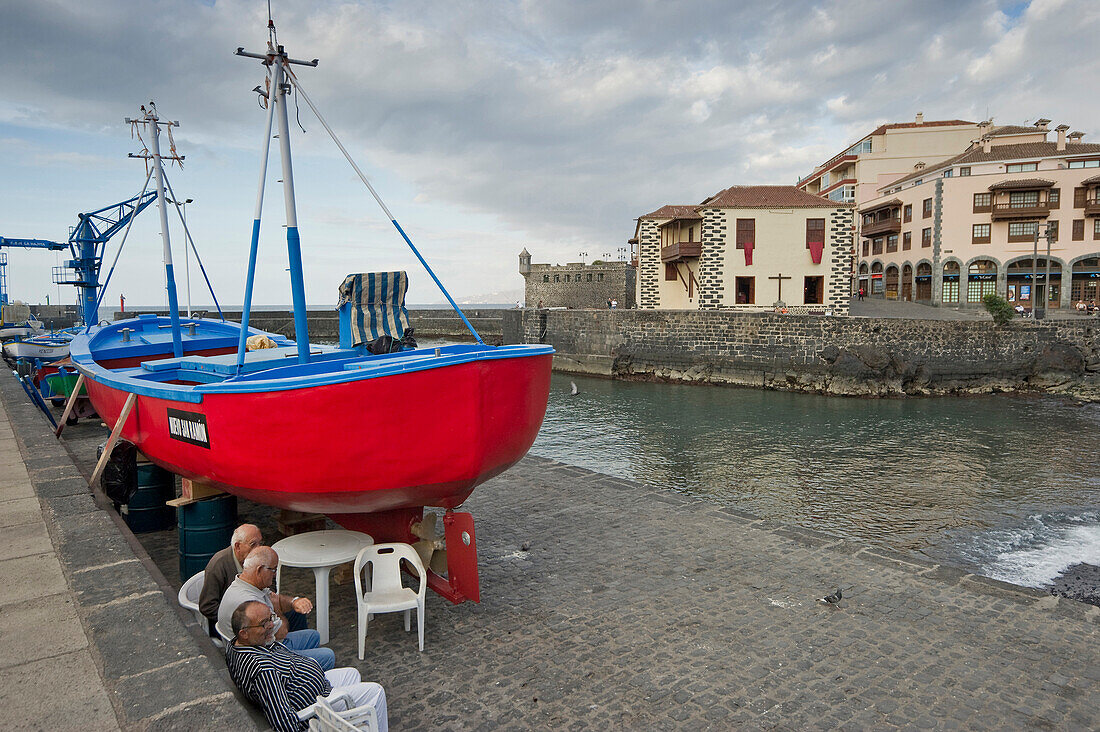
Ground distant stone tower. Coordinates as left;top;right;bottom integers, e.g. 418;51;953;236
519;249;635;309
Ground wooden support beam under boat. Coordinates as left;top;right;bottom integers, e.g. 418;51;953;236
88;392;137;488
166;478;226;507
53;372;85;438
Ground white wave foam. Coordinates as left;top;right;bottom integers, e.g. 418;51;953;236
982;524;1100;587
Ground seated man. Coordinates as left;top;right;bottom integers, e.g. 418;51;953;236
227;601;388;732
218;546;334;671
199;524;308;636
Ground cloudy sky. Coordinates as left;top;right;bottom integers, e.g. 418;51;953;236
1;0;1098;309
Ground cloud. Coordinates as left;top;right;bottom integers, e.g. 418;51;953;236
1;0;1099;304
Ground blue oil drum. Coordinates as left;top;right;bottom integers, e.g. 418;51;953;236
121;463;176;533
177;494;238;582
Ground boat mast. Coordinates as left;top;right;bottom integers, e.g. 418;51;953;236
234;61;279;372
272;53;311;364
236;43;318;365
238;17;485;346
128;104;184;357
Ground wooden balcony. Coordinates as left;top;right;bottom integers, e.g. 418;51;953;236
1085;197;1100;217
661;241;702;262
990;201;1054;220
860;216;901;238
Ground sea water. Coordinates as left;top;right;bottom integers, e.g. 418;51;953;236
533;373;1100;587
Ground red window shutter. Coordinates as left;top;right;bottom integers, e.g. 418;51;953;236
736;219;755;264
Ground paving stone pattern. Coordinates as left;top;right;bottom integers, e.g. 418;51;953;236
59;411;1100;729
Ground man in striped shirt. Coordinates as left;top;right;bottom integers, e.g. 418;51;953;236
226;600;388;732
218;546;334;670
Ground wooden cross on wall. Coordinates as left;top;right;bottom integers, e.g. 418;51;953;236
768;272;792;303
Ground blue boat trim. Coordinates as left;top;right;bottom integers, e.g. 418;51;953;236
70;315;554;403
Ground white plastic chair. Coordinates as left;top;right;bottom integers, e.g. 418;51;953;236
353;543;426;657
178;571;224;648
215;620;234;645
303;691;380;732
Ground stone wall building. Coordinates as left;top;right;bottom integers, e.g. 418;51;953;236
519;249;636;308
633;186;853;314
854;120;1100;310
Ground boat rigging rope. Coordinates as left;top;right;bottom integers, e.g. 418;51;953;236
280;59;485;345
161;173;224;321
85;168;155;333
234;61;280;376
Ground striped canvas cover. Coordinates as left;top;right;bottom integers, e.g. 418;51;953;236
337;271;411;347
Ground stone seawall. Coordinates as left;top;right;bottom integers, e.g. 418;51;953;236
502;309;1100;400
115;308;504;341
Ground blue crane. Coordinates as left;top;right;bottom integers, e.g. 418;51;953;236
0;192;157;326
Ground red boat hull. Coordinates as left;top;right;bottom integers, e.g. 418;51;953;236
82;354;552;514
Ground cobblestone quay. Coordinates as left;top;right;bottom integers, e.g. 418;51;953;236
52;408;1100;729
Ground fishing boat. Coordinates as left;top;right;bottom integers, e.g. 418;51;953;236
3;333;71;362
66;24;552;603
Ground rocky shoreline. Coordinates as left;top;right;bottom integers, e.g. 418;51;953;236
1050;563;1100;607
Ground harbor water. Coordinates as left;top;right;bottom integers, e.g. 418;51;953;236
533;373;1100;588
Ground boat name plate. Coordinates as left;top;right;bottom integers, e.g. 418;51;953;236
166;408;211;448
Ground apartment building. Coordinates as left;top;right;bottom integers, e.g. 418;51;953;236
798;115;981;206
854;120;1100;309
633;186;853;313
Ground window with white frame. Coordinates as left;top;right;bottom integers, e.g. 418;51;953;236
1005;162;1038;173
1068;159;1100;168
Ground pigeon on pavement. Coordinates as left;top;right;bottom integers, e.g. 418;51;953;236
819;588;842;604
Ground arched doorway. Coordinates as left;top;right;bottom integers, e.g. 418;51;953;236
902;264;913;301
1071;257;1100;307
942;261;960;303
885;265;899;299
858;263;869;297
916;263;932;301
1007;258;1062;310
870;262;884;296
967;259;998;303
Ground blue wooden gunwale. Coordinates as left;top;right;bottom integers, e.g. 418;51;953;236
70;315;554;404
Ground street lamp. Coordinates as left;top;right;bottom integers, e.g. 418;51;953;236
168;198;194;316
579;251;588;265
617;246;626;261
1030;221;1053;320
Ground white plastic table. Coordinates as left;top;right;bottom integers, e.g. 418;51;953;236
272;529;373;644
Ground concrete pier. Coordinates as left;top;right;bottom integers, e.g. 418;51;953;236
0;374;261;730
3;371;1099;729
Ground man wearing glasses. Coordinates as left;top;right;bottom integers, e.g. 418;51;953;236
199;524;309;637
227;600;388;732
218;546;334;670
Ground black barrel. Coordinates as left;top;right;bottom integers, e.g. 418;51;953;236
121;462;176;533
177;494;237;582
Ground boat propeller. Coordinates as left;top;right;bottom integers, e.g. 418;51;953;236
411;511;449;576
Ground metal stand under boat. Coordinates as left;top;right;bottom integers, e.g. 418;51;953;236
332;507;480;604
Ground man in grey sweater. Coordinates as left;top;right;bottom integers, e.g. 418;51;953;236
199;524;307;635
218;546;334;670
